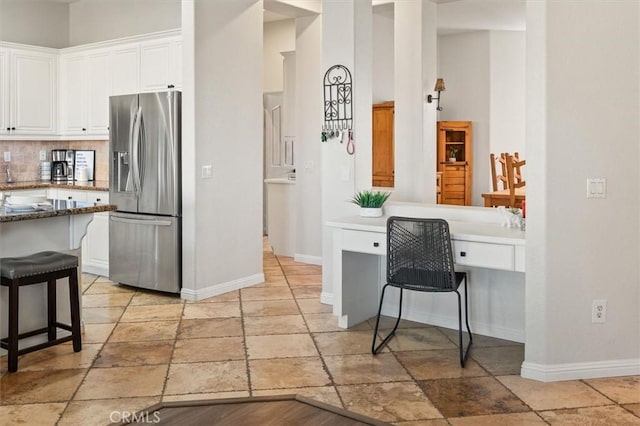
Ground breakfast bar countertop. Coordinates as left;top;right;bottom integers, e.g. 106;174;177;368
0;180;110;192
0;200;116;223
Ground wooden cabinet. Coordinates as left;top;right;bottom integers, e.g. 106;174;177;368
0;46;58;137
437;121;472;206
372;101;394;187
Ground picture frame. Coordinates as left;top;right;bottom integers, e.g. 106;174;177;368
74;150;96;181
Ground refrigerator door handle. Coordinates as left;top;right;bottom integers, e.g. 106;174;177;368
131;106;143;197
110;216;172;227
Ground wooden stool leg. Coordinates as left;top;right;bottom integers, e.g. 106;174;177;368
8;281;19;373
47;279;57;341
68;269;82;352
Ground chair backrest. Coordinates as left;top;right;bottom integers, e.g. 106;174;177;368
505;153;526;207
387;217;457;291
490;153;509;191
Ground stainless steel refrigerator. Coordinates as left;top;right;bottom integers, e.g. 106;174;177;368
108;91;181;293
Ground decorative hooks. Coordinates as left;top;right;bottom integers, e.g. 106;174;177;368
323;65;353;130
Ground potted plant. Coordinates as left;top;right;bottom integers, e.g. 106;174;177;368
350;190;391;217
449;146;458;162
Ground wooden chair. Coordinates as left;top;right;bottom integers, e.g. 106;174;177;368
505;153;526;207
490;153;509;191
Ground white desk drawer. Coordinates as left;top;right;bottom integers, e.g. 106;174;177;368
342;230;386;255
453;240;515;271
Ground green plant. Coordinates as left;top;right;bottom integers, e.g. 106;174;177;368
449;146;458;159
350;190;391;208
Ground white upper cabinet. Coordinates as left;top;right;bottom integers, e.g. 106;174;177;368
140;36;182;92
110;43;140;96
0;46;58;137
0;49;8;134
59;49;110;137
86;51;110;134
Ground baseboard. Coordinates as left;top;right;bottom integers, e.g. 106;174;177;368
320;291;333;305
521;358;640;382
82;264;108;277
181;273;265;301
381;303;525;343
294;254;322;265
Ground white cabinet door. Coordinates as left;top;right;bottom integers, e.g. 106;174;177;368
140;39;171;92
86;51;110;134
10;49;58;134
81;191;110;276
59;54;87;135
140;37;181;92
110;44;140;96
172;40;182;90
0;48;8;135
82;211;109;276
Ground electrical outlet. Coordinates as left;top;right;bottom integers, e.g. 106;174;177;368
39;150;47;161
3;152;10;162
592;299;607;323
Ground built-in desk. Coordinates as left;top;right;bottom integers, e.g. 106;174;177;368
327;211;525;341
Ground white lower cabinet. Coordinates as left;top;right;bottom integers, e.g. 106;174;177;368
48;188;110;276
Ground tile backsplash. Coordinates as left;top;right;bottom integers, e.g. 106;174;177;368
0;140;109;183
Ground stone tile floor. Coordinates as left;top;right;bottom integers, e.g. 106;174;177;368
1;244;640;425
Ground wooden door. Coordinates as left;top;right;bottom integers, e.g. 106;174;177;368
372;101;394;187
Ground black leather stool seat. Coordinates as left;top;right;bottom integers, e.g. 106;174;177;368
1;251;78;279
1;251;81;373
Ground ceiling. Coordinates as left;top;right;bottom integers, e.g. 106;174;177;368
23;0;526;32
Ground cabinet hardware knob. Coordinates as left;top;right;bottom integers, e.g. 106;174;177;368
168;84;175;88
96;198;101;202
68;196;72;200
11;127;15;130
460;251;466;257
373;242;379;247
82;128;86;131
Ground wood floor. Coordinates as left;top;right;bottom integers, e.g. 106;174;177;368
119;396;387;426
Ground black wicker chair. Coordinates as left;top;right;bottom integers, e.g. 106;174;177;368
371;217;472;366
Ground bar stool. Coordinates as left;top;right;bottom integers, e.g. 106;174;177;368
1;251;82;372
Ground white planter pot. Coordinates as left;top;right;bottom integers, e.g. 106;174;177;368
360;207;383;218
449;157;456;163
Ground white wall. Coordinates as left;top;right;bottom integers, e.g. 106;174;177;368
523;0;640;381
438;31;491;205
438;30;525;201
372;6;394;104
490;31;525;160
263;19;295;93
0;0;69;48
295;14;324;265
393;0;437;203
69;0;180;46
181;0;264;299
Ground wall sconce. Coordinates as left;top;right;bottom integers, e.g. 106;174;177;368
426;78;446;111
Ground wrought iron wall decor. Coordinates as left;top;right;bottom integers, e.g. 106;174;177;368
322;64;355;154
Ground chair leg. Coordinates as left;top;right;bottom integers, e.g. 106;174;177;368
47;279;57;341
8;281;19;373
372;285;403;355
68;269;82;352
457;276;473;367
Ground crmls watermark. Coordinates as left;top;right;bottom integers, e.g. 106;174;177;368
109;410;161;424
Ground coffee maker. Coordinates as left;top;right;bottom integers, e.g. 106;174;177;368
51;149;74;183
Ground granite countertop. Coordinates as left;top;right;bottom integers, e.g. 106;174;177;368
0;180;110;192
0;200;116;223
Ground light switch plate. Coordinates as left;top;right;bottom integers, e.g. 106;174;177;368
3;152;10;162
39;150;47;161
201;165;212;179
587;178;606;198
